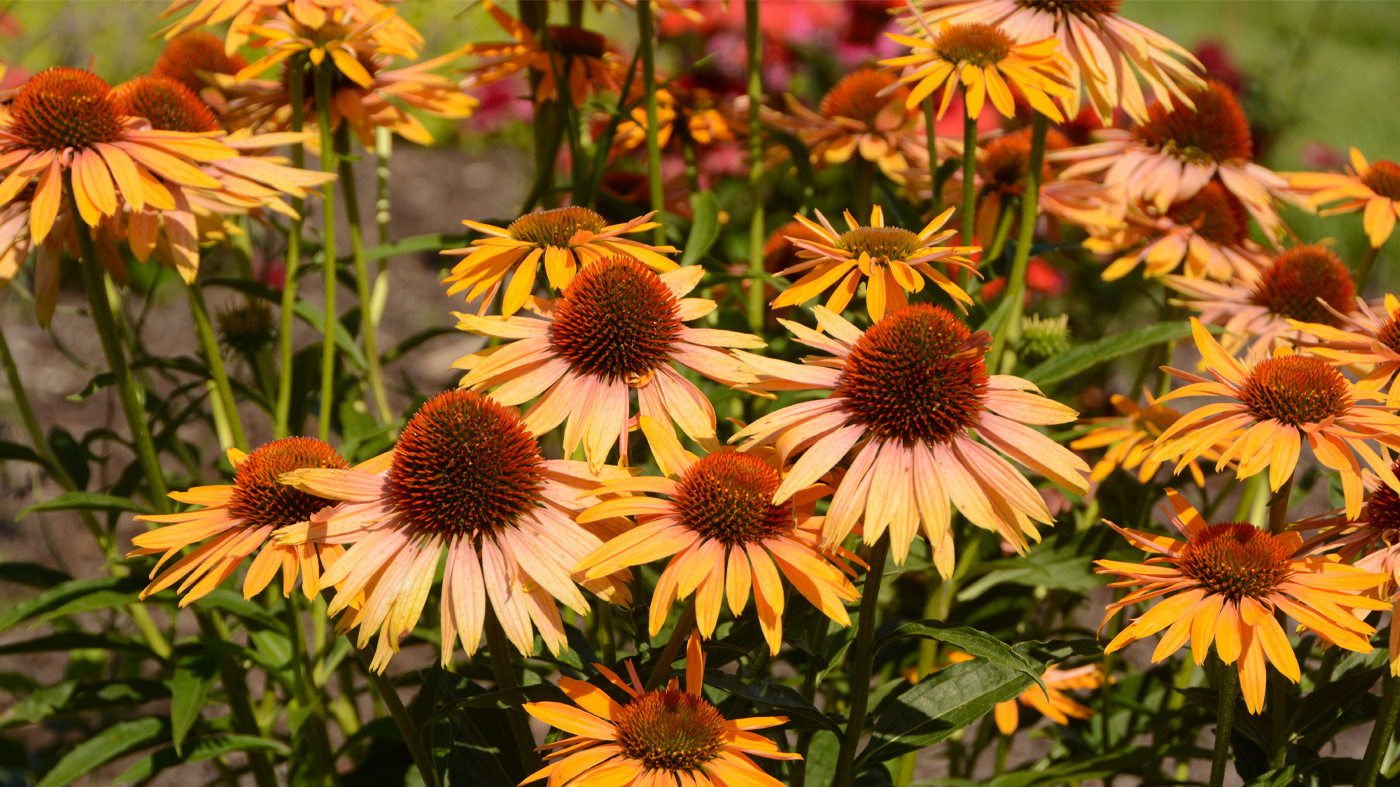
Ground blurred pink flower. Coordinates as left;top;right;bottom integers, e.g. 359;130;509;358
980;257;1069;302
460;75;532;135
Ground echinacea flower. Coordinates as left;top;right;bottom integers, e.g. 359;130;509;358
1290;294;1400;397
523;631;798;787
773;68;925;181
1150;319;1400;519
1096;489;1389;713
1289;148;1400;248
948;652;1103;735
1165;244;1357;359
881;21;1071;122
1085;180;1269;282
770;206;976;321
903;0;1203;124
462;1;623;107
1071;391;1224;488
453;257;762;470
1056;80;1292;244
731;304;1090;575
152;30;248;98
157;0;424;57
235;1;415;86
616;85;737;153
129;438;351;606
273;389;633;671
444;206;677;316
574;418;860;655
0;67;235;247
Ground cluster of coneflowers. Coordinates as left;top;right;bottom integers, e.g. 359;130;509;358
7;1;1400;786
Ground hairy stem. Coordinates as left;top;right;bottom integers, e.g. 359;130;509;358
1359;672;1400;787
744;0;765;335
637;0;666;245
832;535;891;787
356;648;441;787
186;278;248;451
925;96;941;217
961;111;977;247
1209;660;1239;787
485;608;541;777
1355;243;1382;292
645;599;697;692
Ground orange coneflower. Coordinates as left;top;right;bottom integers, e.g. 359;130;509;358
948;652;1103;735
1165;244;1358;359
731;304;1090;575
574;417;860;655
1071;391;1226;488
903;0;1203;124
1290;294;1400;398
1055;80;1292;244
444;206;676;317
462;1;623;107
273;389;633;671
770;206;976;321
881;21;1071;122
1289;148;1400;248
128;438;351;606
152;30;248;102
773;68;925;182
615;85;737;153
1150;319;1400;520
523;631;799;787
453;257;762;470
1096;489;1389;713
157;0;424;58
1084;180;1269;282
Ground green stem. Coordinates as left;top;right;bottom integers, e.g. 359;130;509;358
68;178;169;511
983;201;1015;271
275;59;307;439
335;125;393;424
831;535;891;787
374;126;392;246
1209;659;1239;787
285;594;339;786
599;602;617;665
355;648;441;787
1356;243;1382;292
1358;672;1400;787
792;619;831;787
744;0;765;335
485;608;541;778
993;113;1047;372
645;598;697;692
1269;670;1289;769
1268;473;1294;534
961;111;977;247
637;0;666;245
314;62;338;442
925;96;941;217
186;279;248;452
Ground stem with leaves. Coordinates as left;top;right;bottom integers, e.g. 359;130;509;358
275;59;307;439
1359;672;1400;787
485;609;541;778
335;124;393;424
831;535;891;787
645;599;698;693
744;0;765;335
314;63;339;442
356;648;441;787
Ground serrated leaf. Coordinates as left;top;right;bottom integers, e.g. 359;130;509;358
873;620;1046;695
36;716;169;787
16;491;153;520
703;670;841;733
681;190;721;266
170;655;218;755
1024;321;1196;386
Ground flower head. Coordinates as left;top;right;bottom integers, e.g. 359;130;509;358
574;418;860;654
616;85;737;154
273;389;632;671
1150;320;1400;519
732;305;1089;573
1289;148;1400;248
773;68;925;181
129;438;351;606
157;0;423;57
1072;391;1226;488
882;21;1071;121
462;1;623;107
902;0;1203;124
152;31;249;95
1289;294;1400;398
445;207;677;316
770;206;976;321
453;258;762;470
1096;489;1388;713
523;632;798;787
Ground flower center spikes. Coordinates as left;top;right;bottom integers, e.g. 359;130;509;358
820;69;904;126
673;453;793;547
614;689;728;773
8;67;126;152
1363;160;1400;200
1177;522;1292;601
508;206;609;249
547;256;683;384
547;25;609;59
1240;355;1351;427
113;76;221;134
982;129;1067;194
1377;312;1400;356
932;23;1014;68
1015;0;1122;18
228;437;350;530
388;389;544;539
1164;181;1250;246
1132;80;1253;165
837;226;921;266
1249;244;1355;326
1365;462;1400;535
835;304;988;445
153;31;248;93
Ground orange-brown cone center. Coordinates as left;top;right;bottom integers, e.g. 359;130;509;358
113;76;222;134
229;437;349;530
673;452;793;547
1363;160;1400;201
1132;80;1253;164
1176;522;1292;601
508;206;609;248
1164;181;1250;247
547;256;683;384
1240;355;1350;427
614;689;727;772
820;68;905;126
152;30;248;93
7;67;126;152
932;23;1014;68
1249;244;1355;326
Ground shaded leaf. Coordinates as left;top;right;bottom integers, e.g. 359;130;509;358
682;190;722;266
16;492;152;520
1024;321;1196;386
108;735;291;785
0;561;71;589
36;716;169;787
170;655;219;755
873;620;1046;694
703;670;841;733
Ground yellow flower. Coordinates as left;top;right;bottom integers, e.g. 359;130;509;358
1072;392;1223;487
1290;293;1400;398
1096;489;1389;713
462;1;624;108
774;68;926;181
1289;148;1400;248
158;0;423;59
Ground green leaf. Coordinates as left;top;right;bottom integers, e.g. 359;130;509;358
36;716;169;787
418;684;568;727
976;294;1016;339
0;439;52;470
802;730;842;787
703;670;841;733
1023;321;1195;386
873;620;1046;694
108;735;290;785
357;232;469;264
50;427;90;490
0;680;169;731
1295;665;1385;741
16;491;153;520
0;561;72;589
0;575;147;633
169;655;218;755
856;657;1035;766
0;631;155;657
681;190;722;266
